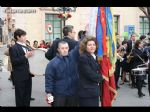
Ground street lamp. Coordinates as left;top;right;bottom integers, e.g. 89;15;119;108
52;7;77;26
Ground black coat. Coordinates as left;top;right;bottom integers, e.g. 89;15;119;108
9;43;31;82
78;52;103;98
126;40;133;55
45;37;78;60
131;48;147;69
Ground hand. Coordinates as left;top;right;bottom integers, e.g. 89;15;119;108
46;93;54;104
25;51;33;58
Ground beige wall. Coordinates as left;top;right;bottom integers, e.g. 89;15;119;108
112;7;145;36
11;7;146;45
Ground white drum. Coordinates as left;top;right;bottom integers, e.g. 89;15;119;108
132;67;148;76
28;48;49;76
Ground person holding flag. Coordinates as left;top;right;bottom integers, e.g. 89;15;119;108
78;36;104;107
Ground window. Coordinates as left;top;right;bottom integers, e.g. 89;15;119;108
45;14;62;42
139;16;150;36
114;15;120;35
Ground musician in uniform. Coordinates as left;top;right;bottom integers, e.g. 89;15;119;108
131;40;148;98
126;34;137;88
9;29;33;106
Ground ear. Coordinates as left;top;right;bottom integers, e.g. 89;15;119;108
57;48;59;52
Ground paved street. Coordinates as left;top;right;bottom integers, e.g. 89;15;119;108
0;45;150;107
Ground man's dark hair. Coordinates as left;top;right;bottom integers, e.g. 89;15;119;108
147;32;150;35
14;28;26;40
58;41;68;48
63;25;74;36
78;30;84;39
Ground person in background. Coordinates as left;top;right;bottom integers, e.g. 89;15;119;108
38;40;47;49
132;40;148;98
78;30;86;41
45;25;78;60
46;40;53;48
126;34;137;88
4;38;16;89
33;40;38;48
140;35;147;47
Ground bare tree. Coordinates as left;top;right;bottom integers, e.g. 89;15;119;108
139;7;150;33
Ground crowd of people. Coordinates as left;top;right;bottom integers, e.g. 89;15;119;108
1;24;150;107
115;33;150;98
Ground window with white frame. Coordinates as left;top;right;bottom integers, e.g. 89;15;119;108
45;14;62;42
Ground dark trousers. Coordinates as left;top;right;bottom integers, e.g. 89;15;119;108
131;74;136;87
11;71;15;86
14;78;32;107
52;95;78;107
115;60;121;87
79;97;99;107
136;76;143;96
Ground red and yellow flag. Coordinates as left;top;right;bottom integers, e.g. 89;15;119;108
96;7;117;107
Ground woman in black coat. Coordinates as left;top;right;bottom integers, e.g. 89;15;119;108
78;36;103;107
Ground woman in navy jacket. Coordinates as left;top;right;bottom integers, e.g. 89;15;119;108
78;36;103;107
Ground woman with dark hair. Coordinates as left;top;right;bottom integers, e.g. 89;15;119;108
131;40;148;98
78;36;103;106
38;40;47;49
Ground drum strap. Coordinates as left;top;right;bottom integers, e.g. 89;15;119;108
136;53;146;64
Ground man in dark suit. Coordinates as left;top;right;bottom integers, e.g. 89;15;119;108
45;25;78;60
9;29;33;106
126;34;137;88
126;34;137;55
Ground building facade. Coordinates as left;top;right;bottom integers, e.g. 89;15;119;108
1;7;149;45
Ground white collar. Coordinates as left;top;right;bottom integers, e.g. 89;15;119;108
91;53;96;60
17;42;27;46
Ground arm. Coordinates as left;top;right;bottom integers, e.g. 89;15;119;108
70;42;80;61
45;62;55;94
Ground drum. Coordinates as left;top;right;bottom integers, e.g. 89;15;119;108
132;67;148;76
28;48;49;76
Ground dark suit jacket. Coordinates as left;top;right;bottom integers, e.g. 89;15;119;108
132;48;147;69
78;52;103;98
45;37;78;60
9;43;31;82
126;40;133;55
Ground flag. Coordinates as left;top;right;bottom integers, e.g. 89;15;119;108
96;7;103;59
96;7;117;107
